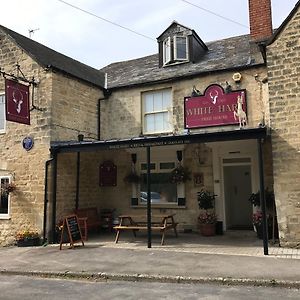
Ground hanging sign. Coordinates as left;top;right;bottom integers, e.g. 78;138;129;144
5;79;30;125
184;84;247;129
99;160;117;186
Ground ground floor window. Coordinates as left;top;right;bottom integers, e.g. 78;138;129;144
0;176;11;217
140;173;177;204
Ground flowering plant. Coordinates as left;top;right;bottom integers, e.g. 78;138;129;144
169;166;191;184
252;211;263;226
0;182;16;196
16;229;39;240
124;171;141;184
198;211;217;224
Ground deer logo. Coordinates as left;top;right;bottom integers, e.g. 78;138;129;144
209;90;218;104
12;89;23;114
233;93;247;129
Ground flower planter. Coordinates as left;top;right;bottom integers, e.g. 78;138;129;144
199;223;216;236
17;237;40;247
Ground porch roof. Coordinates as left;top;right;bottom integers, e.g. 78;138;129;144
50;126;267;154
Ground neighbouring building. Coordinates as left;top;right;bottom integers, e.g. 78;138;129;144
0;0;299;248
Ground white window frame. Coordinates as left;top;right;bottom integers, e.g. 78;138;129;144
0;176;11;219
174;36;188;61
0;93;6;134
139;160;179;206
163;37;171;65
142;88;172;135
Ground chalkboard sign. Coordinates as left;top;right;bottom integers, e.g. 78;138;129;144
59;215;84;250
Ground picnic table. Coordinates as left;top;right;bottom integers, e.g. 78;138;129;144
113;214;178;245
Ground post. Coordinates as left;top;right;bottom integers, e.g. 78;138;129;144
146;146;152;248
257;138;268;255
51;152;58;244
75;152;80;210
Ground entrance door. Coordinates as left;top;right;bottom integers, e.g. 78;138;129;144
224;165;252;229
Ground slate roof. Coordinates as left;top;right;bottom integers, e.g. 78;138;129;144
101;34;264;89
0;25;105;89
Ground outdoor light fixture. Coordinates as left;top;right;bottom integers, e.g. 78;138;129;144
176;150;183;162
131;153;137;164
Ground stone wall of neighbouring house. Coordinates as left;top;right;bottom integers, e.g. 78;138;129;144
267;6;300;247
0;30;52;245
51;72;103;141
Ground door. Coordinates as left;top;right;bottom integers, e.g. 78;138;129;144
224;165;252;229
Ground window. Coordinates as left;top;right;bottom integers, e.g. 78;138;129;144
163;37;171;65
139;162;177;205
174;36;188;60
162;36;188;66
142;89;172;134
0;93;5;133
0;177;11;218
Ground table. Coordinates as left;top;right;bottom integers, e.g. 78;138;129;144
113;214;178;245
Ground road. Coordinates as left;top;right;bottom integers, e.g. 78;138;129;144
0;274;299;299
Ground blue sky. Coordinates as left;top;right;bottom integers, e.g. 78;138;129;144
1;0;298;68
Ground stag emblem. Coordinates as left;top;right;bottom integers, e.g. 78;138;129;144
233;93;247;129
209;90;218;104
12;89;23;114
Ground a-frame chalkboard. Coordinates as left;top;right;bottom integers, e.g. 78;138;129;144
59;215;84;250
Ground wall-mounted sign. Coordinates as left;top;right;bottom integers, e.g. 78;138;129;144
5;79;30;125
22;136;34;151
184;84;247;129
99;161;117;186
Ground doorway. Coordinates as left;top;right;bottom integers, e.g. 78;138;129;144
223;164;253;230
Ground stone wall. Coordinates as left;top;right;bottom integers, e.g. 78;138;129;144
0;30;104;245
267;6;300;246
0;31;52;245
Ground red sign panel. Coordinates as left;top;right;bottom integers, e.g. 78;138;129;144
99;161;117;187
5;79;30;125
184;84;247;129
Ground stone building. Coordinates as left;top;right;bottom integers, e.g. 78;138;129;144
0;0;299;248
0;25;106;245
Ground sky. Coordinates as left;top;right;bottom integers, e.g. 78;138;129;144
1;0;299;69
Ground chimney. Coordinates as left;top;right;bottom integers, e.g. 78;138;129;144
248;0;273;41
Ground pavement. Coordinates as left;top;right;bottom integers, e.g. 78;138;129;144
1;231;300;288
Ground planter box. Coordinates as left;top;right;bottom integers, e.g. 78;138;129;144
17;237;40;247
199;223;216;236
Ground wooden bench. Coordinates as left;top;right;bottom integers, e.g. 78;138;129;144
113;214;178;245
74;207;101;237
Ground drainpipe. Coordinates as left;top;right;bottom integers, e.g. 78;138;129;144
98;88;112;140
50;151;58;244
257;138;268;255
43;157;54;244
146;146;152;248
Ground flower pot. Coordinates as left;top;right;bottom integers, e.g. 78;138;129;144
17;237;40;247
199;223;216;236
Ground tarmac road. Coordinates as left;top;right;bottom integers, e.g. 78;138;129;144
0;274;299;300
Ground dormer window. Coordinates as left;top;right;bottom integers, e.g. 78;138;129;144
162;36;189;66
157;21;208;68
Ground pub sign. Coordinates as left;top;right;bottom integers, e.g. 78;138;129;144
5;79;30;125
184;84;247;129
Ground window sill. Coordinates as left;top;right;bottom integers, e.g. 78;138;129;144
131;204;186;209
0;215;11;220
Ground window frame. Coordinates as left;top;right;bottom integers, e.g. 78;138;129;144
174;36;189;61
163;37;171;65
0;176;11;219
142;88;173;135
139;160;179;206
0;93;6;134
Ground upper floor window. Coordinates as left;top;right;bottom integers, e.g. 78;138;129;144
163;36;188;66
0;93;5;133
0;176;11;218
142;89;172;134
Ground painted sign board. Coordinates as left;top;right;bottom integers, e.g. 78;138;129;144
5;79;30;125
184;84;247;129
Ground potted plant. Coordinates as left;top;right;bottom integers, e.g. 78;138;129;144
15;229;40;247
0;182;16;197
197;189;217;236
248;188;278;240
123;171;141;184
169;165;191;184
